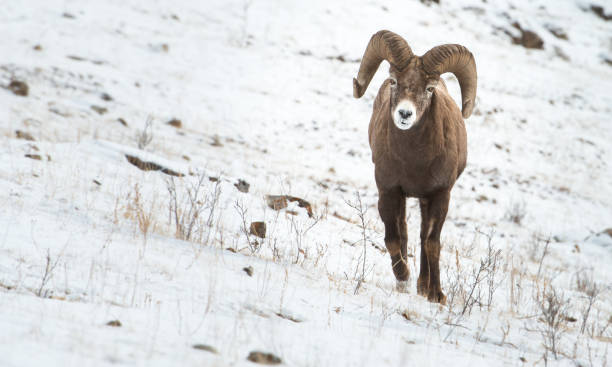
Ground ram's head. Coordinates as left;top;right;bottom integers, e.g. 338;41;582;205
353;30;477;130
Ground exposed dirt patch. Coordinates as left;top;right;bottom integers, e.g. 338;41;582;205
590;4;612;21
266;195;313;217
125;154;184;176
90;105;108;115
167;118;182;128
247;351;282;365
234;179;250;193
545;24;569;40
249;221;266;238
242;266;254;277
192;344;217;353
275;312;302;323
16;130;35;141
6;80;29;96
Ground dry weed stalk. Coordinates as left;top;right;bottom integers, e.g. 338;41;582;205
136;116;154;150
346;191;371;294
288;209;320;265
574;270;602;335
36;249;63;297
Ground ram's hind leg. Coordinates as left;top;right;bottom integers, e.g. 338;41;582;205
378;187;410;292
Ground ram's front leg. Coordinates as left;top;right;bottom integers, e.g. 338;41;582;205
420;190;450;305
378;187;410;292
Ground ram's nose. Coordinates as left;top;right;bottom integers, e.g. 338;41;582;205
398;109;413;119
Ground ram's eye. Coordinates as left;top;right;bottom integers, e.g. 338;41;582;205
389;79;397;86
426;86;435;93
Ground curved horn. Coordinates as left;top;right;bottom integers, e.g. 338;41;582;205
421;44;477;118
353;30;414;98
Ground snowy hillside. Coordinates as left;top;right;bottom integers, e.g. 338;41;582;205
1;0;611;366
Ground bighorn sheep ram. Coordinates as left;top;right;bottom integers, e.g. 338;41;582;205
353;30;477;304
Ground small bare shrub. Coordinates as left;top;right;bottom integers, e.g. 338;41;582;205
234;199;259;253
538;286;570;360
499;321;512;347
288;211;320;265
459;256;488;317
505;199;526;225
166;172;221;245
574;270;602;334
136;116;154;150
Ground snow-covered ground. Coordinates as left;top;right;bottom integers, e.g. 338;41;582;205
1;0;611;365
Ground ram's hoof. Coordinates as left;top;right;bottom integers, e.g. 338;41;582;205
427;289;447;305
396;280;410;293
416;277;429;296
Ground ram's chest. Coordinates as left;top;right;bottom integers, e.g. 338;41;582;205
373;152;458;198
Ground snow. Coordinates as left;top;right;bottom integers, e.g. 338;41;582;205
1;0;611;366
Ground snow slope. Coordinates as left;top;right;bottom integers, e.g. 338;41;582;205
1;0;611;366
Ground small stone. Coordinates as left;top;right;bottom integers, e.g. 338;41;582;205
25;154;42;160
234;179;250;193
101;92;113;101
210;135;223;147
7;80;29;97
546;25;569;40
265;195;313;217
591;5;612;21
91;105;108;115
243;266;254;277
117;118;128;126
125;154;184;177
249;222;266;238
106;320;121;327
564;315;577;323
93;179;102;186
247;351;282;365
519;30;544;49
509;22;544;49
33;44;42;51
15;130;35;141
266;195;288;211
192;344;217;354
167;118;182;128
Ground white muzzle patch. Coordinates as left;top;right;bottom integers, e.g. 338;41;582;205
393;100;417;130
